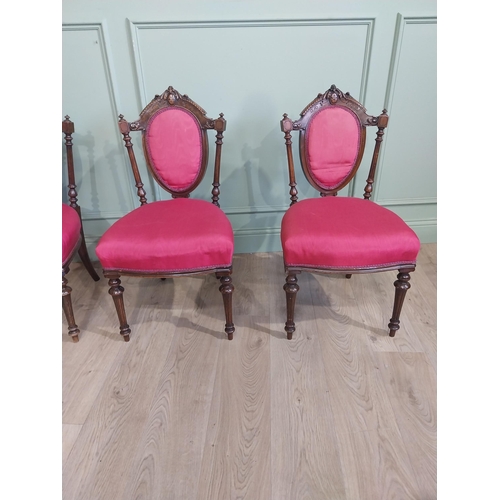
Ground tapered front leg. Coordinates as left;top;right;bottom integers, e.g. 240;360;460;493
108;276;131;341
283;273;299;340
388;270;412;337
62;267;79;342
217;274;235;340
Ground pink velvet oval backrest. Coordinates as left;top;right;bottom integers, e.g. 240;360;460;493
145;107;203;192
305;106;361;190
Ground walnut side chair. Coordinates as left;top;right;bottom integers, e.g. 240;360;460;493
62;116;101;342
95;87;235;341
279;85;420;339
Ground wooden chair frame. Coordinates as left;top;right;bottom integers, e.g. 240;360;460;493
103;87;234;341
62;116;100;342
280;85;415;339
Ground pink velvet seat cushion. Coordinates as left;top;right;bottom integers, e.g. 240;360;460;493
281;197;420;270
62;204;82;266
96;199;234;273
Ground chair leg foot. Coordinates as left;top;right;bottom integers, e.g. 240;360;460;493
345;274;352;279
108;277;131;341
218;274;235;340
62;267;80;342
284;274;299;340
388;270;412;337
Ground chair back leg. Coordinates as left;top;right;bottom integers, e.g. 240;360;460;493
62;267;80;342
77;230;100;282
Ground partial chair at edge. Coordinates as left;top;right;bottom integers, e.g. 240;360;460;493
279;85;420;339
95;87;235;341
62;116;100;342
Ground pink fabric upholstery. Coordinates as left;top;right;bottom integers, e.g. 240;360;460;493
145;108;203;192
281;197;420;269
96;199;234;273
306;107;361;190
62;204;81;265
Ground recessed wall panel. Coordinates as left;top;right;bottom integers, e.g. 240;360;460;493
62;25;134;220
131;21;372;212
376;18;437;205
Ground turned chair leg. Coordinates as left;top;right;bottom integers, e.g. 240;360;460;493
388;270;412;337
108;276;131;341
283;273;299;340
62;267;80;342
217;274;235;340
77;234;100;282
345;274;352;279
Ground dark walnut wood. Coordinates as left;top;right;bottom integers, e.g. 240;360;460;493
283;273;300;340
118;86;227;202
217;272;235;340
280;85;416;339
62;266;80;342
388;269;412;337
107;276;131;342
105;87;234;340
62;116;101;342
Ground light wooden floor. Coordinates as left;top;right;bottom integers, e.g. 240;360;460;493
62;243;437;500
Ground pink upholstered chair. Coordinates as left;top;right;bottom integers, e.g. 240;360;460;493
280;85;420;339
62;116;100;342
96;87;235;341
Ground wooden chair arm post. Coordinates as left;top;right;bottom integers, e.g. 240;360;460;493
281;114;298;205
62;116;81;216
363;110;389;200
118;115;147;205
212;113;226;207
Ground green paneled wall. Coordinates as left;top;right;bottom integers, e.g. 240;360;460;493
62;0;437;257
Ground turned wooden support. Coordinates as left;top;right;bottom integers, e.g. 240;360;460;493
63;116;79;211
62;267;79;342
118;115;147;205
108;276;131;341
283;273;299;340
217;274;235;340
388;270;412;337
62;116;100;282
281;114;298;205
363;110;389;200
212;113;226;207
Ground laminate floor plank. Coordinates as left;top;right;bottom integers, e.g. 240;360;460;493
196;315;271;500
269;256;347;500
373;352;437;498
62;263;126;425
62;245;437;500
417;243;437;289
347;271;426;354
195;255;273;499
63;424;83;464
372;270;437;372
122;275;225;500
232;252;272;317
62;275;197;500
310;274;421;499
